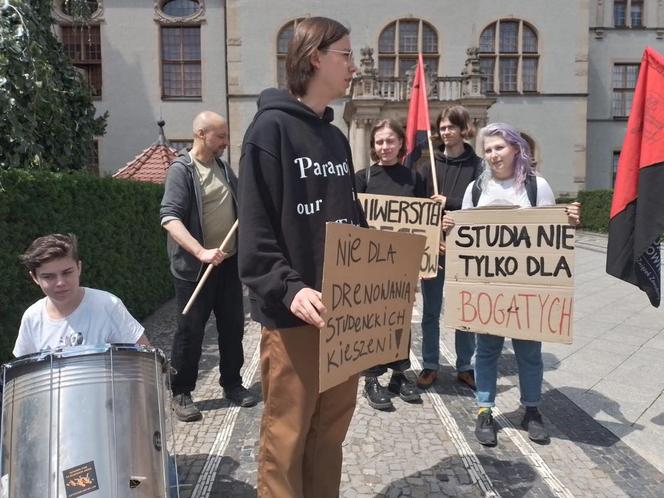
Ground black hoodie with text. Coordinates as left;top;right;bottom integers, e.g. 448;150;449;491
238;88;366;328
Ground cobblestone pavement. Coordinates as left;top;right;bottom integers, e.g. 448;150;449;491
143;232;664;497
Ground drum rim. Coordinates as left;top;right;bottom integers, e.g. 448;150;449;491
3;343;166;370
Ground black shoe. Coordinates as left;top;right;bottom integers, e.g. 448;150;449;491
172;393;202;422
456;370;476;391
363;376;393;410
388;372;421;403
475;411;497;446
225;385;259;407
521;409;550;444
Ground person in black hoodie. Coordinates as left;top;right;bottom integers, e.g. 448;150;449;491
355;119;425;410
238;17;365;498
417;105;482;392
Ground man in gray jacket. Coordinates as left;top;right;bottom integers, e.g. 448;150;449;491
160;111;257;422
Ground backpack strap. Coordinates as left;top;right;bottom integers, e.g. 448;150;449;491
525;174;538;207
365;165;371;187
471;181;481;207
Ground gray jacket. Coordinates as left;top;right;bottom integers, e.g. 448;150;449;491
160;151;239;282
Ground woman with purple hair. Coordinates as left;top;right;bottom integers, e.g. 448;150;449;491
444;122;580;447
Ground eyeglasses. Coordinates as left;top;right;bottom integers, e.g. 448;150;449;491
324;48;354;64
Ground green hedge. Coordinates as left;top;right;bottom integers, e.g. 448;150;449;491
0;170;172;364
577;189;613;233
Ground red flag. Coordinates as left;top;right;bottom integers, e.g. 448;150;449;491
607;46;664;306
403;54;431;169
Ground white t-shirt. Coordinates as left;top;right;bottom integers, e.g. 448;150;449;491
13;288;145;357
461;176;556;209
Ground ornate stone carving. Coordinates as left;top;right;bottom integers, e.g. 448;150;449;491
53;0;105;24
154;0;206;24
461;47;481;76
359;47;376;77
405;63;436;97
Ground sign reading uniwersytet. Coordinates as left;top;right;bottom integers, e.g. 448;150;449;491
359;193;442;278
443;206;575;344
319;223;425;392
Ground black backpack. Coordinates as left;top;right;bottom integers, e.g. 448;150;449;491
472;174;538;207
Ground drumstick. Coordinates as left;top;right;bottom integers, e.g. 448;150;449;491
182;220;239;316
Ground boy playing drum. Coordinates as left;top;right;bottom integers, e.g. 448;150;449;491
12;233;149;357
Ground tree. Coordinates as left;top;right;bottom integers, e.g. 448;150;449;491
0;0;107;171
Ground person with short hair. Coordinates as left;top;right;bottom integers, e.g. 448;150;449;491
238;16;364;498
13;233;148;357
417;105;482;392
355;119;424;410
160;111;257;422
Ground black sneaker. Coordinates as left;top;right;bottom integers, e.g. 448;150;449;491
475;410;497;446
172;393;202;422
224;385;259;407
388;372;421;403
363;376;393;410
521;409;550;444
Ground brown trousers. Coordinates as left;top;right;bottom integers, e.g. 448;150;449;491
258;325;359;498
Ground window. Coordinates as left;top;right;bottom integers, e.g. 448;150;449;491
612;63;639;117
614;0;643;27
276;19;304;89
162;0;200;17
612;150;621;186
61;25;102;97
161;26;201;99
378;19;439;77
479;20;539;94
169;139;193;152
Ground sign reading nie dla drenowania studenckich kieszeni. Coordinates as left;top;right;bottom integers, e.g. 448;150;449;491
318;223;426;393
443;206;575;344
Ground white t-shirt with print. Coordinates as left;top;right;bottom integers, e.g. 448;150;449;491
461;176;556;209
13;287;145;357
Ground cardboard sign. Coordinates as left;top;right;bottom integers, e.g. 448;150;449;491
444;206;575;344
359;193;442;278
319;223;425;392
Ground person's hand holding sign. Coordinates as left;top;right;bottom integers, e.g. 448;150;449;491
431;193;447;210
291;288;327;328
442;213;455;234
566;201;581;227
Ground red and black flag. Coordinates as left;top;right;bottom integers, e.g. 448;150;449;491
607;46;664;307
403;53;431;170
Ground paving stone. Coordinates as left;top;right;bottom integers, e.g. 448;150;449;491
138;234;664;498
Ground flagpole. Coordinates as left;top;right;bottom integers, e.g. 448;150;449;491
426;129;438;196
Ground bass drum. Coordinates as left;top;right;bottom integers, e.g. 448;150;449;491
1;345;175;498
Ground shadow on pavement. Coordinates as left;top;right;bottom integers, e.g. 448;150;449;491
377;454;538;498
174;455;256;498
537;388;642;447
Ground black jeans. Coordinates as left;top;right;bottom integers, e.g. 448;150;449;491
171;254;245;395
364;335;412;377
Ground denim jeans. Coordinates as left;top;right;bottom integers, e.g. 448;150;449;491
420;256;476;371
475;334;543;408
171;255;245;394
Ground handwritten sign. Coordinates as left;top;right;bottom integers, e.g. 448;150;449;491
359;193;441;278
443;206;575;344
319;223;425;392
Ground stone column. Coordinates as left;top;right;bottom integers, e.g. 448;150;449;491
351;118;372;171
